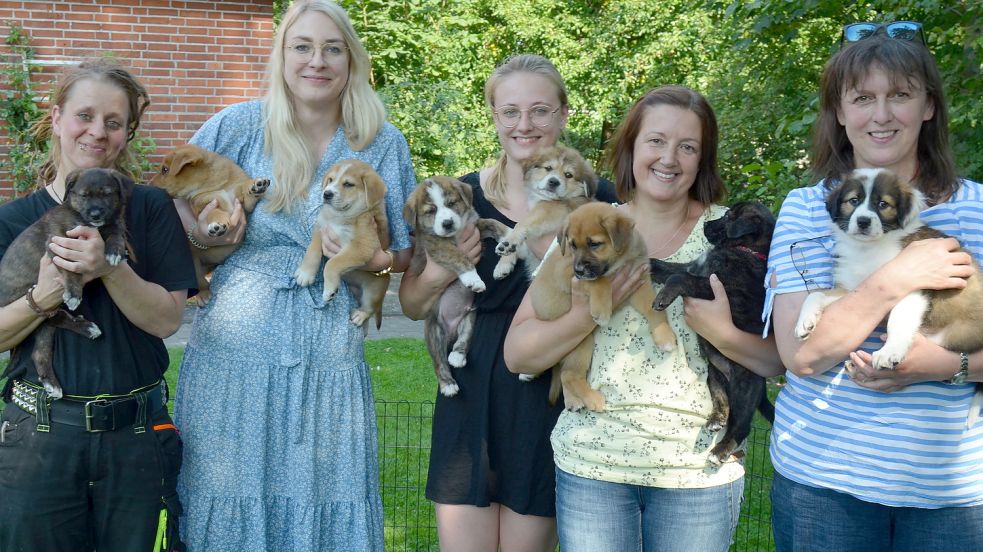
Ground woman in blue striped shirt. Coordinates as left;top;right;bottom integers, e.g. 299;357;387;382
765;22;983;551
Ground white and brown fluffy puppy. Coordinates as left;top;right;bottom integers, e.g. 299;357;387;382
494;144;598;279
295;159;390;328
151;144;270;305
404;176;510;396
795;168;983;424
532;202;676;411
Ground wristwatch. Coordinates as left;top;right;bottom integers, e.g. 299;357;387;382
945;352;970;385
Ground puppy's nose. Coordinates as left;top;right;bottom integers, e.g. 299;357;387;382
441;219;455;231
547;177;561;190
323;190;334;202
856;216;871;230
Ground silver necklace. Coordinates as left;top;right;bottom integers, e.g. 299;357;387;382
47;184;63;204
648;205;692;257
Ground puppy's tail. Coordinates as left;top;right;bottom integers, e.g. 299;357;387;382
967;387;983;430
548;369;562;406
757;393;776;425
375;308;383;331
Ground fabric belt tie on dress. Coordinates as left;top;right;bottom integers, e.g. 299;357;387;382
11;379;167;433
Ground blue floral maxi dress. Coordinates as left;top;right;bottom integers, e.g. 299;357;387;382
174;101;416;552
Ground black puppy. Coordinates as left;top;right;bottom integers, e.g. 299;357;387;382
649;201;777;465
0;168;133;398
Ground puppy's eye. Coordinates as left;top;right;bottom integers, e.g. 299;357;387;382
847;197;861;206
877;201;890;210
422;205;436;214
327;177;334;183
446;199;457;207
587;239;602;250
545;165;553;171
343;181;355;188
160;166;169;175
564;172;573;179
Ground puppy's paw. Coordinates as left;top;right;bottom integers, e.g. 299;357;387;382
105;252;124;266
493;257;516;280
581;390;606;412
459;270;486;293
251;178;271;195
190;290;212;307
439;382;460;397
563;395;585;411
350;309;371;326
871;346;905;371
705;416;726;432
42;380;63;400
63;292;81;311
322;282;339;303
592;314;610;327
495;240;518;256
793;314;818;341
83;321;102;340
448;351;467;368
518;373;536;382
294;267;317;287
206;221;228;237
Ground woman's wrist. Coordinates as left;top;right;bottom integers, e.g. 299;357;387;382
187;223;211;250
370;249;394;276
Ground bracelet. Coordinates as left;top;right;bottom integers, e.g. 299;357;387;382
25;285;57;318
187;223;210;251
372;249;394;277
945;352;970;385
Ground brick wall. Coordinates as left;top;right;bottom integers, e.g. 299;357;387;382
0;0;274;194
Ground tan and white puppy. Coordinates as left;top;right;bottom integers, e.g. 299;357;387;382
295;159;390;328
151;144;270;305
494;144;598;279
531;202;676;411
795;168;983;424
404;176;510;396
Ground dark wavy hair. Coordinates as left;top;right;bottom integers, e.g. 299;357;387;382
605;85;725;205
812;34;957;204
31;58;150;186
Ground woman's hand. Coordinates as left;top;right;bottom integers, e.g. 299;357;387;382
571;262;647;314
31;255;66;311
884;238;974;296
48;226;119;283
845;333;946;392
684;274;735;344
190;199;247;248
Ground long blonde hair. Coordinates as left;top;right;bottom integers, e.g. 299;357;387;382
482;54;568;207
263;0;386;212
32;58;150;186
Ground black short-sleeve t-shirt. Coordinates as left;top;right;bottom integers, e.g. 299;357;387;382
0;185;197;396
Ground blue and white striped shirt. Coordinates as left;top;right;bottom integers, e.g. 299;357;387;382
764;179;983;508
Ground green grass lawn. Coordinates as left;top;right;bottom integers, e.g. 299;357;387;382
6;340;778;551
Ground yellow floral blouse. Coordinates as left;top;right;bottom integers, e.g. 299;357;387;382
551;204;745;488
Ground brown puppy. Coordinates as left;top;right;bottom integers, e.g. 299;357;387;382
404;176;510;396
150;144;270;305
494;144;598;279
531;202;675;411
0;168;133;398
295;159;390;328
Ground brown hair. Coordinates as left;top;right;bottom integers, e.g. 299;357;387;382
605;85;725;205
812;35;957;204
32;58;150;186
483;54;568;207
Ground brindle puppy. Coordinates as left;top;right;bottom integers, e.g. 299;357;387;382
649;201;777;465
0;168;133;398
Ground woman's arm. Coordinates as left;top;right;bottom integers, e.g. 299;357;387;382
0;256;64;351
504;264;647;374
684;274;785;377
773;237;973;377
398;225;481;320
49;226;187;338
844;335;983;392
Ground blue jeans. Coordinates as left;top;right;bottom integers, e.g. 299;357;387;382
555;467;743;552
772;471;983;552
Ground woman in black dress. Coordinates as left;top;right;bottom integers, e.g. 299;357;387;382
399;54;616;551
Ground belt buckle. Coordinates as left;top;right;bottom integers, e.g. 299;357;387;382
84;399;112;432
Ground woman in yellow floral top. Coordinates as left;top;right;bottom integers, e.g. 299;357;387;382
504;85;784;552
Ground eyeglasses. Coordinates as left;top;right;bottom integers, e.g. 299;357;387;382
493;105;561;128
841;21;926;46
286;41;348;63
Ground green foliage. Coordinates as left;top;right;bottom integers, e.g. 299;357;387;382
0;23;46;193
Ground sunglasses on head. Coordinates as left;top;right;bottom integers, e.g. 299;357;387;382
841;21;926;46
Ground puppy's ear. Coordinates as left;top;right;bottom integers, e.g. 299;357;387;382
402;195;418;230
726;218;757;239
605;211;635;252
113;170;136;209
581;167;599;199
455;178;474;206
169;145;204;176
558;220;570;256
362;167;387;204
64;168;83;197
825;180;844;220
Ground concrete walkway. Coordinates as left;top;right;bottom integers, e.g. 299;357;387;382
164;273;425;347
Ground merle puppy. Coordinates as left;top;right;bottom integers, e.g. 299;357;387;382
0;168;133;398
649;201;777;465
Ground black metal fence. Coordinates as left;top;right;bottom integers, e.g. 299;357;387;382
375;400;776;551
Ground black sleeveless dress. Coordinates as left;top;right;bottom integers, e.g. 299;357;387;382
424;172;617;516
